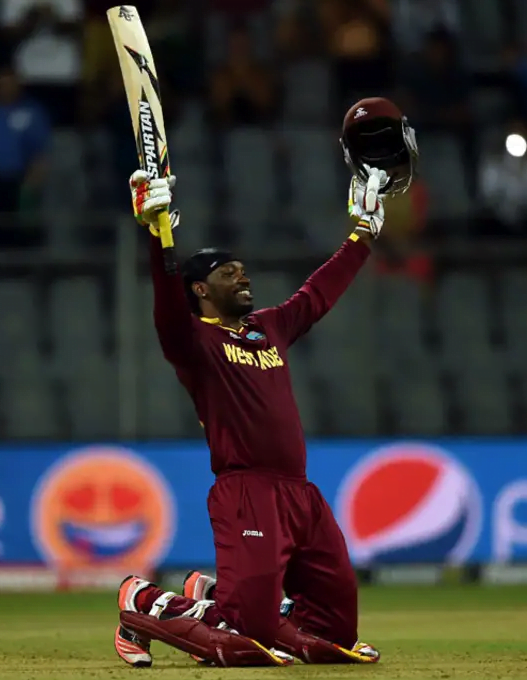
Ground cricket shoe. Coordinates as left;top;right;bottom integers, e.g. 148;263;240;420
115;574;154;667
114;622;153;667
183;570;216;601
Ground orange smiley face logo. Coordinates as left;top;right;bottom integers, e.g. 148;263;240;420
31;446;176;570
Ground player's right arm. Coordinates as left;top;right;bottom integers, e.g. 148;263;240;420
131;170;198;367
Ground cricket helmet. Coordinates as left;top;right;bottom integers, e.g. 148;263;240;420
340;97;418;195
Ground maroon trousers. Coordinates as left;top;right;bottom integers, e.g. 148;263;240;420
208;471;358;649
140;472;358;650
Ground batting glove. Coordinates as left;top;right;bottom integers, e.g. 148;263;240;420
130;169;177;237
348;166;388;240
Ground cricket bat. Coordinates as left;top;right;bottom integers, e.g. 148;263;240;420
107;5;177;274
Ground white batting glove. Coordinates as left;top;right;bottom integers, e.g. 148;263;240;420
348;166;388;240
130;169;177;237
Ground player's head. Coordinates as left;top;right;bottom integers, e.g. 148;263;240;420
340;96;418;196
181;248;254;318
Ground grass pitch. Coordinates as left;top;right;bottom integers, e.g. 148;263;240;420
1;585;526;680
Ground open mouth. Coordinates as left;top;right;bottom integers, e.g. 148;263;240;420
236;289;253;302
62;520;146;558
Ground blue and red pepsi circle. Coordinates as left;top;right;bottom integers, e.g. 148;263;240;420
336;443;483;565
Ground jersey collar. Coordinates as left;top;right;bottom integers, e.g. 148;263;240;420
199;316;247;334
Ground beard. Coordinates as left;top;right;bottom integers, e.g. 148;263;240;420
224;299;254;318
218;292;254;319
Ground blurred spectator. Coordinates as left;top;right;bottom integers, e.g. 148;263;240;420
275;0;321;59
392;0;461;54
146;0;202;97
399;28;478;199
1;0;83;127
80;2;182;215
81;2;154;126
0;64;50;244
478;120;527;236
375;178;432;282
505;44;527;120
209;22;278;126
317;0;393;114
210;0;270;12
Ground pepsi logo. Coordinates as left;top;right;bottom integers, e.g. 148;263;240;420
336;444;482;565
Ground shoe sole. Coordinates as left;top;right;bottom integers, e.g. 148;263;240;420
114;625;152;668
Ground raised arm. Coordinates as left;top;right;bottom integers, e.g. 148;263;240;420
150;231;198;366
255;235;370;346
132;171;199;367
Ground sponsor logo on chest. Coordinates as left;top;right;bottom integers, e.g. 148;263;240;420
222;343;284;371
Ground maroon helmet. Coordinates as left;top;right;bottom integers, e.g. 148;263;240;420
340;97;418;195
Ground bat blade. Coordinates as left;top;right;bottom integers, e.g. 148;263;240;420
107;5;176;273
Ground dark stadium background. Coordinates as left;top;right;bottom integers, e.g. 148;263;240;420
1;0;526;588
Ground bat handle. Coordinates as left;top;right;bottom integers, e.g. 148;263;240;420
157;209;178;275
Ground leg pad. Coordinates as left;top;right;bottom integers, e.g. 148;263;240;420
120;612;289;667
275;617;367;664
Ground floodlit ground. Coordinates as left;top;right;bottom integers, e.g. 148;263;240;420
1;585;526;680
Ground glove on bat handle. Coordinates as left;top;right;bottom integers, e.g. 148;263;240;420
158;209;178;275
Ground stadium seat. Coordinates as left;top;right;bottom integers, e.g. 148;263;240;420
0;280;41;378
311;265;375;363
417;133;470;220
375;276;430;374
436;272;493;370
2;377;60;439
456;363;512;434
170;100;207;163
48;277;106;373
65;357;118;439
460;0;505;58
511;0;527;45
283;60;332;124
175;165;213;256
389;371;448;436
224;128;276;246
287;127;339;209
286;126;343;249
472;88;512;128
129;278;197;437
137;347;196;438
44;130;87;223
327;364;380;435
501;269;527;372
137;277;155;348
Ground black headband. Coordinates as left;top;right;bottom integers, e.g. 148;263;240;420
181;248;237;286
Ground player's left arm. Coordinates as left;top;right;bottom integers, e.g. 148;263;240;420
255;168;386;346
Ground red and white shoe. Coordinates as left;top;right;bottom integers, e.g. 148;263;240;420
115;574;153;667
117;574;152;613
114;622;153;667
183;570;216;601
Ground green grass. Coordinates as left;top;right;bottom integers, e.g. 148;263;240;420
1;585;526;679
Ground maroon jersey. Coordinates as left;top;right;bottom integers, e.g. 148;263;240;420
150;236;370;478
